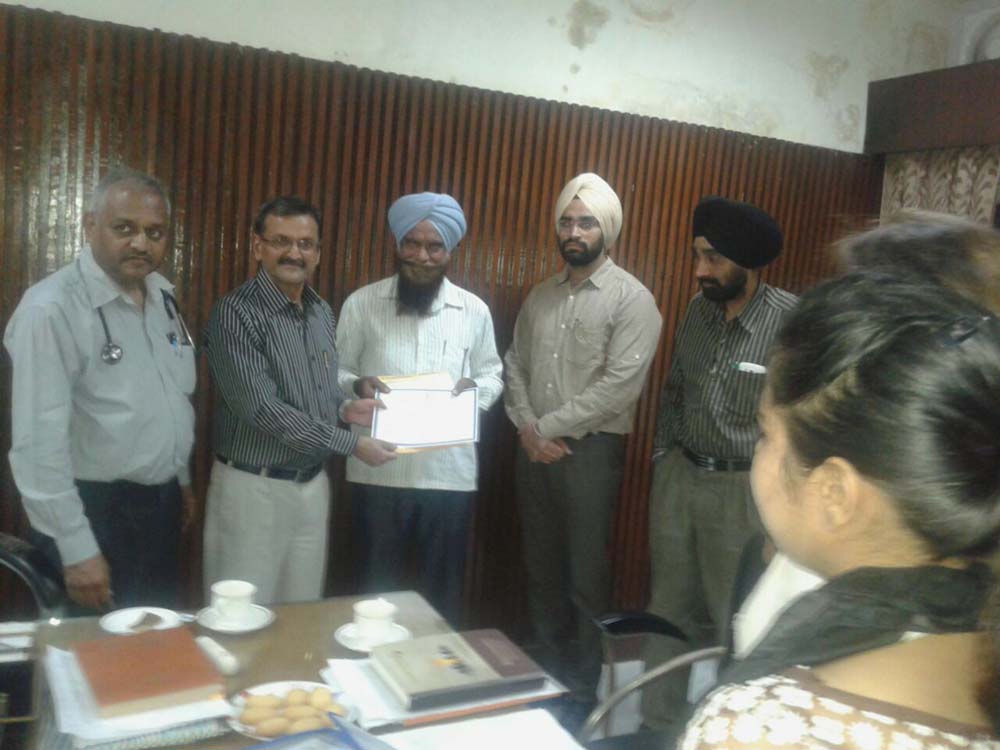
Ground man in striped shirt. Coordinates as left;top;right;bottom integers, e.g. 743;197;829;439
336;193;503;627
203;196;395;606
642;197;797;731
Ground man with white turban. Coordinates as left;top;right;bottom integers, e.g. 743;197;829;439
504;173;662;710
336;192;503;626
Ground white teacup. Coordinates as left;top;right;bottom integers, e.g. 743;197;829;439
211;579;257;625
353;597;397;642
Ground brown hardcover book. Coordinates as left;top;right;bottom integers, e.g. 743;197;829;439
71;627;225;718
370;629;547;710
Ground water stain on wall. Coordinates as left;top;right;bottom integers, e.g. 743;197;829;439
905;22;948;70
567;0;610;50
627;0;675;24
864;0;892;27
806;52;849;100
569;63;581;74
663;81;781;140
835;104;861;144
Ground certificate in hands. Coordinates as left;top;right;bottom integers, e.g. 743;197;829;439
371;376;479;452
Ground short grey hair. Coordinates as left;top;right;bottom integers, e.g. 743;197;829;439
85;167;172;216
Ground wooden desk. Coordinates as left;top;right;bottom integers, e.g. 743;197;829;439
28;591;450;749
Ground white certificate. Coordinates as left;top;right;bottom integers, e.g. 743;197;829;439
371;387;479;452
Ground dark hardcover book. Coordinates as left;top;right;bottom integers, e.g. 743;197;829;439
370;629;547;711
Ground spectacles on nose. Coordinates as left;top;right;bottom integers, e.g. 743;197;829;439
260;235;318;252
400;238;448;258
557;217;601;232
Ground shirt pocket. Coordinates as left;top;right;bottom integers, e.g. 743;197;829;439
168;345;197;396
567;319;606;367
719;369;764;428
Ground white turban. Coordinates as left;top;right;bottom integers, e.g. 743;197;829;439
553;173;623;249
388;192;467;253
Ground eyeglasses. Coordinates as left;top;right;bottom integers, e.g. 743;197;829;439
260;235;318;252
557;217;601;232
400;238;448;258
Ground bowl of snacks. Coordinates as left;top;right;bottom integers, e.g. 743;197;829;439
228;681;356;739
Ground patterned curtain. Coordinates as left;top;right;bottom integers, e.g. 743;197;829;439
881;145;1000;224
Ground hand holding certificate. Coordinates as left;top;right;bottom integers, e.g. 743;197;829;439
371;375;479;452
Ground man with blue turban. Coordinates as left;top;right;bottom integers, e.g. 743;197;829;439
504;173;662;714
336;192;503;627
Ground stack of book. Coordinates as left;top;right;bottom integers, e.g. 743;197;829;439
44;627;230;750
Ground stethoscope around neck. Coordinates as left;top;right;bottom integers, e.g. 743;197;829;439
78;260;193;365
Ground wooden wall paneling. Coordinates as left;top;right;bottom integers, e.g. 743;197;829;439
865;60;1000;154
0;5;884;624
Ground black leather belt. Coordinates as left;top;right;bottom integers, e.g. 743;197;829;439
682;447;751;472
216;455;324;483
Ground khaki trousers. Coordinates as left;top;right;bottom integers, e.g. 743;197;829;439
642;447;760;728
203;460;331;605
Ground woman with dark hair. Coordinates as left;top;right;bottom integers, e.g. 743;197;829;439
732;216;1000;660
679;271;1000;749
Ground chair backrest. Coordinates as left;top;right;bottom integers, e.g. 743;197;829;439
0;533;67;620
584;533;772;744
578;645;727;743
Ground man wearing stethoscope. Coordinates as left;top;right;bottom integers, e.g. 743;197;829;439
4;168;196;612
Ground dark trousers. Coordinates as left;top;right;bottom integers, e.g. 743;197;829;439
515;432;625;702
31;478;182;612
351;483;474;627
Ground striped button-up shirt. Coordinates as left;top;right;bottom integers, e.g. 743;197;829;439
336;275;504;492
204;271;357;469
653;282;798;461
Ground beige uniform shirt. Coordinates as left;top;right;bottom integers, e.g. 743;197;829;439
504;257;662;439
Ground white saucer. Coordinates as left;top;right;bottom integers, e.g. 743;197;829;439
334;622;411;653
196;604;275;634
100;607;182;635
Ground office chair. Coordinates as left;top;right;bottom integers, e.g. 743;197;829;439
0;532;67;620
579;533;772;745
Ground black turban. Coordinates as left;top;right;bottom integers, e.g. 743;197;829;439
692;197;782;269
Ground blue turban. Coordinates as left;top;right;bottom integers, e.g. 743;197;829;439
388;192;467;253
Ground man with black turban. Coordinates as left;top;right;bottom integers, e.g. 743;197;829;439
336;192;503;627
642;197;797;731
504;173;662;713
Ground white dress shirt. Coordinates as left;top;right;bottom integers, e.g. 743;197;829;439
4;246;196;565
336;275;503;492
